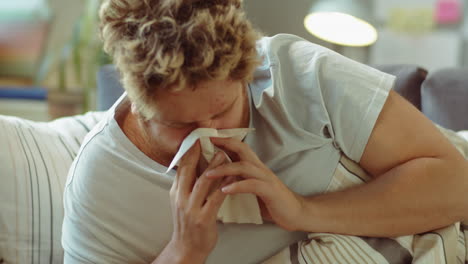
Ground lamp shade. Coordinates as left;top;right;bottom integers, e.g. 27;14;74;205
304;0;378;47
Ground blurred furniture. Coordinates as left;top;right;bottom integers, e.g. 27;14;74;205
96;64;123;111
0;20;50;82
1;64;468;264
421;68;468;131
0;21;49;79
373;64;468;131
0;87;48;121
0;14;52;121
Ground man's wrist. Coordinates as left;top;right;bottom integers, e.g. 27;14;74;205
295;195;321;233
152;240;208;264
166;240;208;264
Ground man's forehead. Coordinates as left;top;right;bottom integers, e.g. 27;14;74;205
165;79;240;92
152;88;241;124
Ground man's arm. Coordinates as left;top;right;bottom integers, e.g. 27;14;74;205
298;90;468;237
208;90;468;236
152;242;206;264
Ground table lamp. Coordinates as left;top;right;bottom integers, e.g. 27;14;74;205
304;0;378;47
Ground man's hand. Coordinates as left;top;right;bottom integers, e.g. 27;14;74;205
206;137;305;231
160;141;234;264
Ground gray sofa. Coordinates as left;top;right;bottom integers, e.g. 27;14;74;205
97;64;468;131
373;64;468;131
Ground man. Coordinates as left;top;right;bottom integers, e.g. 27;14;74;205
62;0;468;263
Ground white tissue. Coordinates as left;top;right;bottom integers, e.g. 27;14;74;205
167;128;263;224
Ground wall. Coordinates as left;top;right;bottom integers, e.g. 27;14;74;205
42;0;468;79
243;0;334;50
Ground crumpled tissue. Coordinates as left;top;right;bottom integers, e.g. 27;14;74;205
166;128;263;224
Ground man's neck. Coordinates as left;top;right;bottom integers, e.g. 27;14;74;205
116;101;174;167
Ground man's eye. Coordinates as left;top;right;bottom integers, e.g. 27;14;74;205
169;123;191;129
214;109;230;119
213;113;224;120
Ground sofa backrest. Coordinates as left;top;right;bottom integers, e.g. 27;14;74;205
422;68;468;131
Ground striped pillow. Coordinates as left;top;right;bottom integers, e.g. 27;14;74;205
0;112;104;264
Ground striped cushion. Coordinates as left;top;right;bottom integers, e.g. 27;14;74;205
0;112;104;264
264;154;467;264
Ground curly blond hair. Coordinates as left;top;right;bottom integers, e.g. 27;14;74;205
99;0;262;120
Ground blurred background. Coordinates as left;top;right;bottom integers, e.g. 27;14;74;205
0;0;466;121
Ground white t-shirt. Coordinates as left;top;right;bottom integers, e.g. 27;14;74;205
62;34;395;264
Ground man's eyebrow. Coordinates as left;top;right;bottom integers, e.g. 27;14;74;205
169;95;239;125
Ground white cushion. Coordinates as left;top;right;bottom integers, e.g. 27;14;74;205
0;112;104;264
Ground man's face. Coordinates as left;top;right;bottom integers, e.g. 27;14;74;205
142;79;249;159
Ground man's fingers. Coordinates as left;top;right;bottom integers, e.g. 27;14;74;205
205;161;266;181
202;188;226;218
190;152;227;208
207;151;228;169
211;137;261;163
178;141;201;195
201;176;236;218
179;141;201;169
221;178;267;198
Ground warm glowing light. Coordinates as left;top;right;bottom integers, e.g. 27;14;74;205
304;12;378;47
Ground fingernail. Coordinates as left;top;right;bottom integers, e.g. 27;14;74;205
221;186;230;193
205;170;214;177
213;152;223;164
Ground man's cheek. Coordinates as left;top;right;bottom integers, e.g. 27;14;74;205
162;127;192;150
